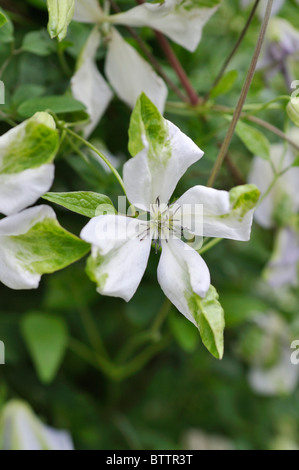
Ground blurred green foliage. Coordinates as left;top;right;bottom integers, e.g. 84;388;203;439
1;0;299;450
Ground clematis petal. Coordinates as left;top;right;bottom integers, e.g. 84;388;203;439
264;227;299;288
249;144;299;228
124;94;203;210
0;206;54;289
73;0;104;23
0;165;55;217
110;0;221;52
248;347;299;396
105;28;167;114
176;184;259;241
71;28;113;137
81;215;152;301
0;400;74;450
0;112;58;215
0;205;89;290
157;238;210;325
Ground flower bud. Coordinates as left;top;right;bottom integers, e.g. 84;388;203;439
47;0;75;41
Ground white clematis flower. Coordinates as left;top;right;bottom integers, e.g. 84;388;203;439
182;428;234;450
257;18;299;81
104;28;167;113
0;204;90;290
249;346;299;395
71;2;168;135
71;28;113;137
0;112;57;216
0;400;73;450
247;314;299;396
263;227;299;288
249;142;299;229
110;0;222;53
81;94;259;328
0;112;89;291
73;0;105;23
249;139;299;287
0;205;57;290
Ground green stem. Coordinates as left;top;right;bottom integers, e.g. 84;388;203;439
0;110;17;127
114;335;172;381
205;0;260;101
257;174;279;206
64;127;127;196
66;134;92;164
199;237;222;255
70;333;171;382
57;46;72;77
207;0;273;187
151;298;172;337
243;114;299;153
69;338;114;376
78;303;109;359
117;299;172;362
117;332;155;363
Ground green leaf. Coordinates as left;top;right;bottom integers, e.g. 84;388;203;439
21;312;69;384
181;0;222;8
0;8;13;43
18;95;87;118
128;92;171;163
47;0;75;41
210;70;238;99
0;115;59;175
187;285;225;359
22;29;56;56
11;216;90;275
292;155;299;167
168;312;199;353
12;84;46;107
234;120;270;160
0;11;7;28
42;191;116;218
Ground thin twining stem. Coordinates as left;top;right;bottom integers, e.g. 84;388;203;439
209;104;299;154
64;127;127;196
243;114;299;153
204;0;261;101
207;0;273;188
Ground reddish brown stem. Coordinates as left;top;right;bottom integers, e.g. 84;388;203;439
225;154;246;185
135;0;200;106
154;31;200;106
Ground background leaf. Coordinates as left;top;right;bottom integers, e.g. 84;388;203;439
22;30;56;56
210;70;238;99
18;95;86;118
234;120;270;160
21;312;69;384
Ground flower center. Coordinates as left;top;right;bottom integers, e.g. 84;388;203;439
149;197;182;248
